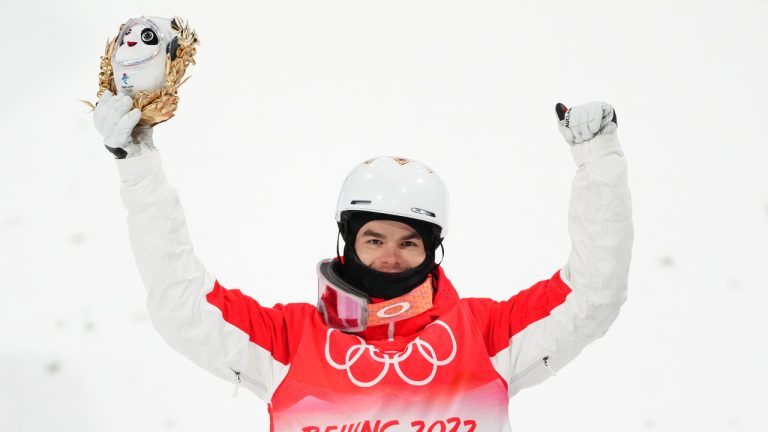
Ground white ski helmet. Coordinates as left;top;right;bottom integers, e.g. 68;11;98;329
111;16;178;96
335;156;449;239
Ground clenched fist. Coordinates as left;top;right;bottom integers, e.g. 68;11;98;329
556;101;617;146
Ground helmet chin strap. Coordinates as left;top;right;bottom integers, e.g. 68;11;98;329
436;242;445;266
336;230;342;263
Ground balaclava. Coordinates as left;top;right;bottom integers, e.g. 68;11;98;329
338;211;441;300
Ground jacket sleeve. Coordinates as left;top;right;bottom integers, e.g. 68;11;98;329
116;149;298;401
466;130;633;396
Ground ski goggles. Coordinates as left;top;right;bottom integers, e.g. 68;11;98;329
316;259;434;333
113;18;168;67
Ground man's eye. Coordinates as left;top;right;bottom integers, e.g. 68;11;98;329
367;239;382;246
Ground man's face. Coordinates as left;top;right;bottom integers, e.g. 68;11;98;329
354;220;426;273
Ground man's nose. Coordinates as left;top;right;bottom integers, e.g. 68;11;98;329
380;244;403;263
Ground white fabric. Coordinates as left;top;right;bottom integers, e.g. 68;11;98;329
116;150;289;401
491;129;633;396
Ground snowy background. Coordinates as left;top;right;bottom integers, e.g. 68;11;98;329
1;0;767;431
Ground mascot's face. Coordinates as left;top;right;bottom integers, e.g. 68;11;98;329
111;17;172;95
114;21;162;66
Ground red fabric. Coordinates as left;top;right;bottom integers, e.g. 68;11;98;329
205;267;571;366
464;270;572;357
205;282;294;365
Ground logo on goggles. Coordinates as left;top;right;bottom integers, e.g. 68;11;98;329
375;302;410;318
324;320;457;387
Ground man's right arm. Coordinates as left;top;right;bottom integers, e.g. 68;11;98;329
97;93;298;401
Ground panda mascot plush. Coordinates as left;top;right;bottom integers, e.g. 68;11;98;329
90;16;199;126
112;16;178;96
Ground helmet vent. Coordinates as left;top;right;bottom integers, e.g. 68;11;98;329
410;207;435;218
350;200;372;205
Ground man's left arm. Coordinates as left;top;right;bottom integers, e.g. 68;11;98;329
467;102;633;395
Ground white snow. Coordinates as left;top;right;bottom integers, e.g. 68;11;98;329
1;0;767;431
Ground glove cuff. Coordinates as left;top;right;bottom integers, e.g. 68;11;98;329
105;145;129;159
105;126;156;159
570;132;623;167
115;147;162;178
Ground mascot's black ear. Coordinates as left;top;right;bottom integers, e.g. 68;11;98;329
167;36;179;61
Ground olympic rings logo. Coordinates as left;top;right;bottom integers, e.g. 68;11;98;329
324;320;457;387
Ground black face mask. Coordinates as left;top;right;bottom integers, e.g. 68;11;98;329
338;212;441;300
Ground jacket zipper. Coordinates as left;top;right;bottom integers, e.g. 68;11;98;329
543;356;556;376
231;368;242;398
231;367;267;398
509;356;555;384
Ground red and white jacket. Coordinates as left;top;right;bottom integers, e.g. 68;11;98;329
116;132;632;431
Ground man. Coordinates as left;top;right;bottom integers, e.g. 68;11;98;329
95;93;632;431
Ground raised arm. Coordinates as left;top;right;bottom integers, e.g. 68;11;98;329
94;91;302;401
466;101;633;396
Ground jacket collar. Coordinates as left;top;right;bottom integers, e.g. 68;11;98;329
356;265;459;341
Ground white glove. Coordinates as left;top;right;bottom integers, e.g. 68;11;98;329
556;101;617;146
93;90;155;159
